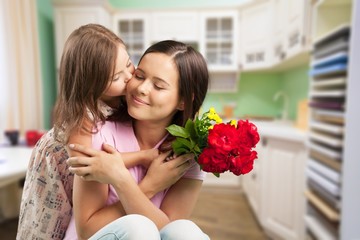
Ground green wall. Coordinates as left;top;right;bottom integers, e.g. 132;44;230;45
37;0;56;129
203;65;309;121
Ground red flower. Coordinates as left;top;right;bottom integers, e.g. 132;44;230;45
229;151;258;175
166;108;260;177
198;120;260;176
198;147;229;174
207;123;238;154
237;120;260;148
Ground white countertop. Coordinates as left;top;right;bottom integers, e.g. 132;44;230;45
0;146;33;188
252;120;308;143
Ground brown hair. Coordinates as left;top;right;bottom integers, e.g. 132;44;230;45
53;24;125;142
114;40;209;127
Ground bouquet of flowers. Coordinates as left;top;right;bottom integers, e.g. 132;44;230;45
166;107;260;177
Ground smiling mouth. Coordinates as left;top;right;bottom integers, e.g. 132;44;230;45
132;95;150;105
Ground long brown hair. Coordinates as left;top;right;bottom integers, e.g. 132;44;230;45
53;24;125;142
114;40;209;126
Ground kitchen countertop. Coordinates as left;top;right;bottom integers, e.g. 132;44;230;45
251;120;308;143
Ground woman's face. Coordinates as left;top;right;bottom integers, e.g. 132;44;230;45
126;52;184;124
101;44;134;103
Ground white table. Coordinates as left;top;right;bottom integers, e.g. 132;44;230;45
0;146;33;188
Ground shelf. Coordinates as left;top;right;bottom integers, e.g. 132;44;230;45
309;131;343;148
311;76;346;88
306;168;341;197
309;121;344;135
308;159;341;184
305;190;340;222
304;215;337;240
313;24;350;47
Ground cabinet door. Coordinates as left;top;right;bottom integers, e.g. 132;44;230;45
285;0;308;58
200;11;238;71
261;138;306;240
151;11;199;42
240;0;273;70
54;6;110;67
272;0;287;64
242;138;265;219
113;13;149;66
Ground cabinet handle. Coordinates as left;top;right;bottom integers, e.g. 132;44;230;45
262;138;267;147
252;173;257;180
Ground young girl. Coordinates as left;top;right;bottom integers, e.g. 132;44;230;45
66;40;210;239
17;25;184;240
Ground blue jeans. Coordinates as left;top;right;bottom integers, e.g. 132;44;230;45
89;214;210;240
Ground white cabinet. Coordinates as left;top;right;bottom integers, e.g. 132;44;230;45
242;138;265;217
240;0;312;71
113;13;150;66
243;123;307;240
150;11;199;42
284;0;311;59
240;0;273;70
261;137;306;240
53;0;111;68
200;11;239;71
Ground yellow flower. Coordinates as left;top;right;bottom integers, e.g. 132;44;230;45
214;115;223;123
230;120;237;127
208;125;214;130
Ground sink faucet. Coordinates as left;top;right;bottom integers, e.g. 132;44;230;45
273;91;289;121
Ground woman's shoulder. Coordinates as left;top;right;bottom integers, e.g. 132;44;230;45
92;120;137;151
99;120;133;133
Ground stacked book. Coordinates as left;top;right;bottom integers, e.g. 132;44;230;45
305;24;350;240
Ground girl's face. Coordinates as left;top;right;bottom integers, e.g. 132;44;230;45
101;45;134;103
126;52;184;125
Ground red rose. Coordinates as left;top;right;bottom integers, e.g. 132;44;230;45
237;120;260;148
229;150;257;175
198;147;229;174
207;123;238;154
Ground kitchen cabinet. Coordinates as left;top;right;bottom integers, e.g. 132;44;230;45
242;122;307;240
240;0;312;71
261;136;307;240
284;0;311;59
240;0;273;70
200;10;238;71
53;0;111;68
113;12;150;66
242;137;265;218
150;11;199;43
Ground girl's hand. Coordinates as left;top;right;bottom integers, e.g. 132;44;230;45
139;152;193;198
139;148;160;169
67;143;127;184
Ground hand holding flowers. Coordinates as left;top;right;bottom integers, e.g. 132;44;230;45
166;107;260;177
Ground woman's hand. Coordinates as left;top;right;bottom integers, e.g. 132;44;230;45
67;143;127;185
139;152;193;198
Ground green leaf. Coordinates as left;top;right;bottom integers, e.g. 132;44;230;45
172;139;190;152
173;147;189;155
213;172;220;178
185;119;197;140
175;137;193;149
166;124;190;138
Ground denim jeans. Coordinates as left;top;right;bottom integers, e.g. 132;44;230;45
89;214;210;240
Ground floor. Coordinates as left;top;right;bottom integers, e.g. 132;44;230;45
190;186;267;240
0;187;267;240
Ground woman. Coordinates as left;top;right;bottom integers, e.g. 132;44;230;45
17;25;182;240
66;40;210;239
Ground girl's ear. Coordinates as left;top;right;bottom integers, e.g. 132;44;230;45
177;100;185;111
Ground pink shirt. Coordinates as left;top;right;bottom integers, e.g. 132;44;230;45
64;121;206;239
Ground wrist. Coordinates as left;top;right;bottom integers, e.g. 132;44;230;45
112;169;133;190
139;178;156;199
